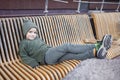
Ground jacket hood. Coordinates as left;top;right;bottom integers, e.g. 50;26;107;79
22;20;37;37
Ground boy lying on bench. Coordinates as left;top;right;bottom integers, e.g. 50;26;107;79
18;20;112;68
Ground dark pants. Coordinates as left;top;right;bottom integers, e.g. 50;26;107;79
45;43;95;64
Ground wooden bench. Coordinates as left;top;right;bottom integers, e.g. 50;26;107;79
0;14;96;80
91;12;120;59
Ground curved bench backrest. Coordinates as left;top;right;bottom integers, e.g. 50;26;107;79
0;14;95;64
91;12;120;40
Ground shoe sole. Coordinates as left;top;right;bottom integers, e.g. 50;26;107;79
97;34;112;59
102;34;112;50
97;46;107;59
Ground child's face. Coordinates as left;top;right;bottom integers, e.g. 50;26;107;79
26;28;38;40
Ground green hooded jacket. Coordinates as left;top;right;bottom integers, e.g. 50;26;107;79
18;20;51;68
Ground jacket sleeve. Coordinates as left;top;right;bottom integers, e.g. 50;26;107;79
18;43;39;68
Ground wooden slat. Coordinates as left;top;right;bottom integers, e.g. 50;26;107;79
0;67;10;80
1;34;5;63
12;62;32;80
1;65;17;80
43;66;59;80
52;16;63;46
17;62;41;80
47;65;62;80
5;64;24;80
44;16;55;46
106;46;120;59
1;19;11;62
37;17;46;42
0;74;4;80
36;67;51;80
71;15;81;44
8;19;18;61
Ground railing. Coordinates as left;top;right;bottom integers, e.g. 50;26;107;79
44;0;69;15
44;0;120;15
74;0;120;13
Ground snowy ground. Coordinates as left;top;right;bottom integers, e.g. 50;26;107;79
63;56;120;80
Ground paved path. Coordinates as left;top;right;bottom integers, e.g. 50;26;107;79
63;56;120;80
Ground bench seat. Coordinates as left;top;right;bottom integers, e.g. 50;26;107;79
91;12;120;59
0;14;95;80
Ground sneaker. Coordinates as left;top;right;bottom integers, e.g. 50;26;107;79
97;46;107;59
101;34;112;50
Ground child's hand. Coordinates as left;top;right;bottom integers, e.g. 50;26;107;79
33;65;39;69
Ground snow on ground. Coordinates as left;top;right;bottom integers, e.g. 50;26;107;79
63;57;120;80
